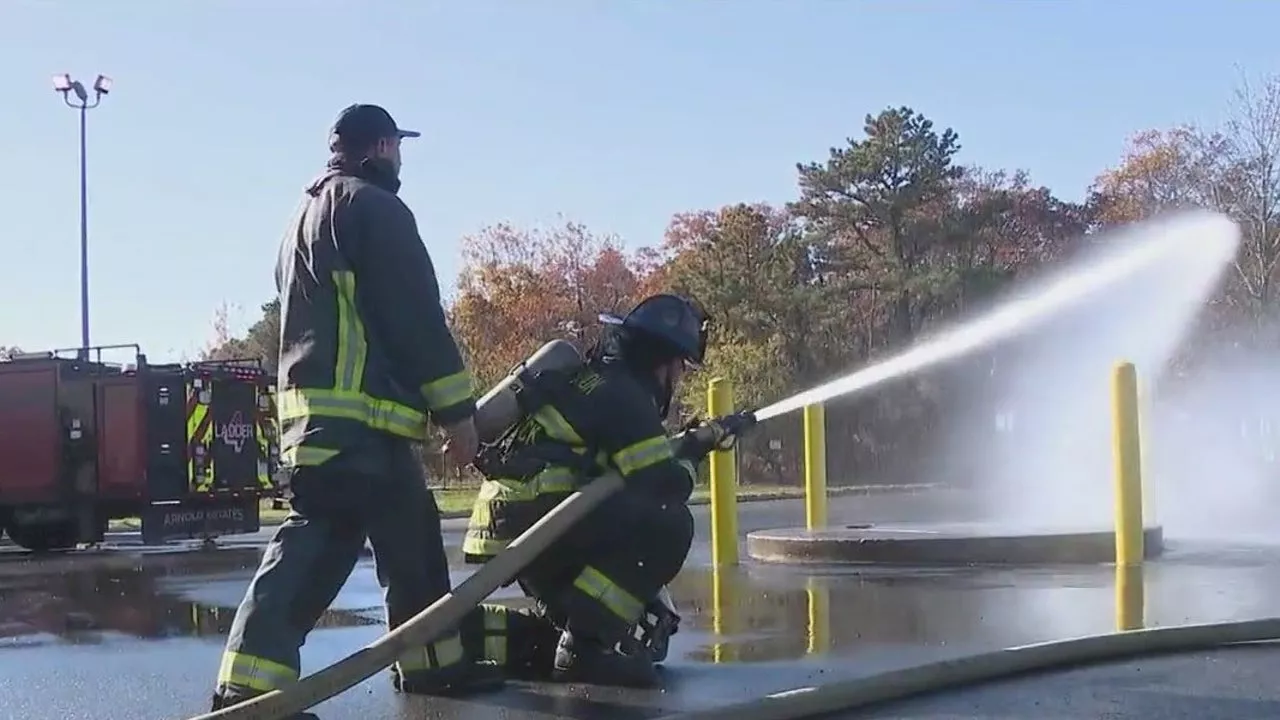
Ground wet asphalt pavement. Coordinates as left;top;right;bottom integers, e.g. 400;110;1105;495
834;643;1280;719
4;489;1280;719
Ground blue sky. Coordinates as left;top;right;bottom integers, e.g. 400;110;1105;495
1;0;1274;361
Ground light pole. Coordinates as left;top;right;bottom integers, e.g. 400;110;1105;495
52;72;112;359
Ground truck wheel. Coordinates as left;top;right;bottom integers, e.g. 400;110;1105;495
8;520;78;553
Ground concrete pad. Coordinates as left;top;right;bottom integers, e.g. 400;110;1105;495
747;522;1165;565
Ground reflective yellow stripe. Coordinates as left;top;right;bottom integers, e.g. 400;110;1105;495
188;383;214;492
483;608;507;665
282;445;339;467
277;388;426;439
532;406;584;445
216;651;298;693
276;271;428;465
255;388;272;488
465;467;581;557
397;632;465;671
332;271;368;393
475;469;577;504
463;534;506;556
572;565;644;622
421;371;474;411
611;435;674;476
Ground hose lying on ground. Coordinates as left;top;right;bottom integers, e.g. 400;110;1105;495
651;616;1280;720
183;471;626;720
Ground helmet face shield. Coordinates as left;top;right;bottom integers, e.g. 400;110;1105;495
686;297;710;368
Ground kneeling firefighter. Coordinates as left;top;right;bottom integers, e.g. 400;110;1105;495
461;293;757;688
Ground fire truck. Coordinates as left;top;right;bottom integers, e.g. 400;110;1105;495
0;344;281;551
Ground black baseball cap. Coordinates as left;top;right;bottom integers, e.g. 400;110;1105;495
330;104;420;149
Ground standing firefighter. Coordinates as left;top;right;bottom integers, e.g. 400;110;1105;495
209;104;539;716
463;294;757;688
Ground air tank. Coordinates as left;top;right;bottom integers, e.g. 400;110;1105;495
472;339;585;444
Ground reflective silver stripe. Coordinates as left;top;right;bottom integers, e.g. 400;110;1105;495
281;445;339;467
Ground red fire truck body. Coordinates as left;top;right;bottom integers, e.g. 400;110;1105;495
0;345;281;551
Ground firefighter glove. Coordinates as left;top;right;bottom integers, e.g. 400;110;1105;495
673;410;758;461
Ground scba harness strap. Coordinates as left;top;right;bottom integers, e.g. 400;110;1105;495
473;367;601;484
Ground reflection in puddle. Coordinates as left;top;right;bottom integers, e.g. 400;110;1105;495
0;549;378;648
661;550;1280;665
667;563;1111;664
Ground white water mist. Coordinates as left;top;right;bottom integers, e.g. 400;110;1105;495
947;211;1240;529
1147;342;1280;543
754;211;1241;532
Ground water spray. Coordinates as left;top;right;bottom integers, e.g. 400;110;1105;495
753;211;1240;423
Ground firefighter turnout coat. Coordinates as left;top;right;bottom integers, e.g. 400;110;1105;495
463;359;696;557
275;160;475;467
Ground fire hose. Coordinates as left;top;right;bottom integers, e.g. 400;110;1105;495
185;469;625;720
650;616;1280;720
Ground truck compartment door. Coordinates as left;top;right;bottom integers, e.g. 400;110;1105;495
208;377;259;493
0;366;60;504
144;370;189;502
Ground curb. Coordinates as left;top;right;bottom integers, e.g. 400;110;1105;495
745;523;1165;565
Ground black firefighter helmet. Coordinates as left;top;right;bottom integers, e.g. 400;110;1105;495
599;294;710;368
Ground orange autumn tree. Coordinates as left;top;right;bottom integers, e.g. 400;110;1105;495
449;219;648;390
1088;126;1229;227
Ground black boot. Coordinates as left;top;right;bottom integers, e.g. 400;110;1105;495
391;660;507;696
504;609;563;682
551;630;659;688
210;692;319;720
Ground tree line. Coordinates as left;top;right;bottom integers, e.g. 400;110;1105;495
203;74;1280;488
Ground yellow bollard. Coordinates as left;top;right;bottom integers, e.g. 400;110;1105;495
1115;564;1145;631
711;566;738;663
708;378;739;567
805;576;831;655
803;403;828;530
1111;361;1145;566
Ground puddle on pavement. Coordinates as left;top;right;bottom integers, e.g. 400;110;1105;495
6;531;1280;667
664;541;1280;665
0;548;380;648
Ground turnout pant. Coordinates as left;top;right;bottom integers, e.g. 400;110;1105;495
517;487;695;646
214;436;513;699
